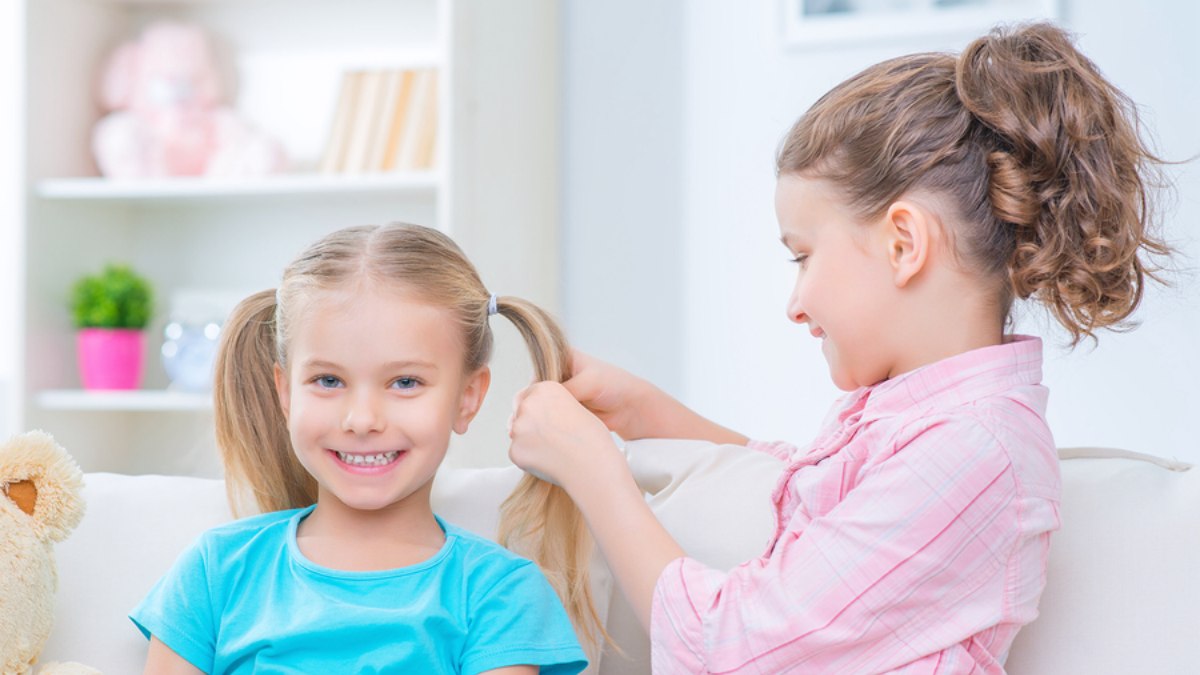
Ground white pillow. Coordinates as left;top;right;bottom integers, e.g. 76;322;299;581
598;439;783;675
1006;448;1200;674
44;473;233;673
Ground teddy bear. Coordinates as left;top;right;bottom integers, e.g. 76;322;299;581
91;21;287;179
0;431;101;675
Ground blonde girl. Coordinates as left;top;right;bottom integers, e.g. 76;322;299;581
131;223;597;674
508;23;1174;673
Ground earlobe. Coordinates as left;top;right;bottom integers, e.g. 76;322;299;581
453;367;491;435
885;199;931;287
273;363;291;422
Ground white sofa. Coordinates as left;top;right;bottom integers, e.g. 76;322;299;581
42;441;1199;674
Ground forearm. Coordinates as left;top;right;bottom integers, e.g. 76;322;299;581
566;457;685;631
627;381;748;445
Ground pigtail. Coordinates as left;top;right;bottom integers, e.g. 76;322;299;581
494;296;612;655
955;22;1174;344
213;289;317;516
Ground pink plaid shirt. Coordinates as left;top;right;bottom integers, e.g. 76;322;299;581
651;336;1060;674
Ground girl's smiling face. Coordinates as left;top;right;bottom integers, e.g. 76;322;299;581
274;284;488;516
775;174;900;391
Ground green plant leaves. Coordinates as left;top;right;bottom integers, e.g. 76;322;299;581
70;264;153;329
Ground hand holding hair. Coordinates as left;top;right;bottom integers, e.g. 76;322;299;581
560;349;651;441
508;380;624;492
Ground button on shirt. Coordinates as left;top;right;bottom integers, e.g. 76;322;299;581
651;336;1061;674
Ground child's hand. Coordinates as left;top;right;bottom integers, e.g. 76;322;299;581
508;380;624;490
565;349;749;446
563;349;654;440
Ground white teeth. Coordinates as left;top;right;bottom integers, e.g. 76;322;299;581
336;451;400;466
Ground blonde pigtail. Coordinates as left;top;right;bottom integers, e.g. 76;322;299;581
494;296;613;656
213;289;317;515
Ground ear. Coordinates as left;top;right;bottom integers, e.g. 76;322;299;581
882;198;933;288
4;480;37;516
453;367;491;435
273;363;291;423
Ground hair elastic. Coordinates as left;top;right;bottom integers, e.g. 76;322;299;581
487;294;498;316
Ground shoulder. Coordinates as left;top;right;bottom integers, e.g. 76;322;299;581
193;507;303;559
441;521;550;593
881;402;1058;499
443;521;536;572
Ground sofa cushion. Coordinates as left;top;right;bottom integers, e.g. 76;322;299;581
1006;447;1199;674
44;472;232;672
599;439;781;675
43;443;1198;674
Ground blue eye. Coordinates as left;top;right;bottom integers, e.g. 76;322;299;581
315;375;343;389
392;377;420;390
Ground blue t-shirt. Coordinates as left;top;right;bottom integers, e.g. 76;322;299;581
131;506;587;674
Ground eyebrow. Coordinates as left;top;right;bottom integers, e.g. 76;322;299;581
300;359;439;372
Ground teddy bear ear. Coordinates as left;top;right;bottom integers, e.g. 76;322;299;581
98;40;140;111
0;431;85;543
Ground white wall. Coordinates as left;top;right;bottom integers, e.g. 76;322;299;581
565;1;1200;462
0;1;24;439
561;1;685;396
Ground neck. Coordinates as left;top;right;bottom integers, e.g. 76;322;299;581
888;273;1005;380
297;484;445;571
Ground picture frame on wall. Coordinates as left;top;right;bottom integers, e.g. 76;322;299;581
781;0;1060;48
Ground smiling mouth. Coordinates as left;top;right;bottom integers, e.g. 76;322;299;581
333;450;402;467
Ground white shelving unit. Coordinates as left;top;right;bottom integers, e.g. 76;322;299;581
8;0;560;477
36;173;441;201
37;389;213;412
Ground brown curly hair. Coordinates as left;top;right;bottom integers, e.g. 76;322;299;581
776;22;1173;345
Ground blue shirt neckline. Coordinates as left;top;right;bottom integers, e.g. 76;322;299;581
286;504;457;580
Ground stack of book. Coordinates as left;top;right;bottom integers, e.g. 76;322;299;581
319;68;438;174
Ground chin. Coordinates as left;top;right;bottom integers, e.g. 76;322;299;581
827;364;858;391
331;486;419;513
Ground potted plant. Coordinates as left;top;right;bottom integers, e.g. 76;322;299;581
70;264;154;390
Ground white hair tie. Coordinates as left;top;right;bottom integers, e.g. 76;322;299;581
487;294;498;316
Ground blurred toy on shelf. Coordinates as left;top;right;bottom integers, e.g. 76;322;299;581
91;21;287;180
161;289;242;393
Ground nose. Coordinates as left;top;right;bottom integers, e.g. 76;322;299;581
786;285;807;325
342;389;385;435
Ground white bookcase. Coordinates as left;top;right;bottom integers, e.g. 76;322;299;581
6;0;560;476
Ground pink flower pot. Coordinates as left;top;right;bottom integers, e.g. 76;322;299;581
77;328;145;390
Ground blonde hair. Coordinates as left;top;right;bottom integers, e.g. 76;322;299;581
776;22;1173;345
213;223;608;652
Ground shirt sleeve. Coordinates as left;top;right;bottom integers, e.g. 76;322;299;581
129;535;217;673
746;439;798;462
461;561;589;675
652;417;1023;673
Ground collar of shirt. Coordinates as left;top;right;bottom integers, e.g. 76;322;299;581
832;334;1044;431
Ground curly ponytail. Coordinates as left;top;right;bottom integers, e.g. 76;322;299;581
954;23;1174;342
777;21;1173;345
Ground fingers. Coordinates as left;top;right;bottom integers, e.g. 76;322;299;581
568;348;590;374
507;381;565;438
508;384;533;437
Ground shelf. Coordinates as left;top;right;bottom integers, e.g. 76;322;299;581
36;389;213;412
35;172;440;203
